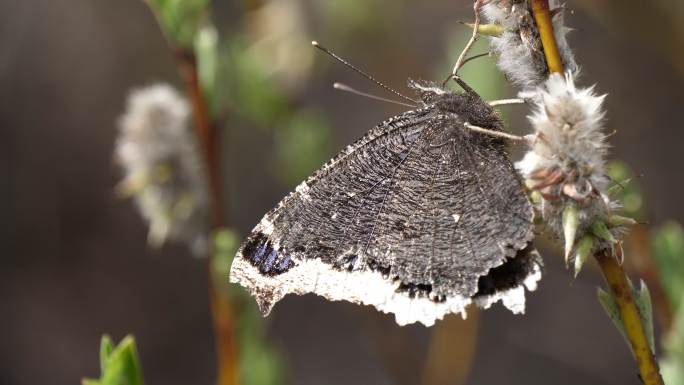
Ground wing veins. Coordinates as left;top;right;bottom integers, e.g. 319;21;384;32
275;111;433;250
357;125;438;261
329;121;435;263
451;138;479;294
471;147;532;225
427;140;449;283
462;139;529;257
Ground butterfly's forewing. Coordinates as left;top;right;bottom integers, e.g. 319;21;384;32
230;100;539;326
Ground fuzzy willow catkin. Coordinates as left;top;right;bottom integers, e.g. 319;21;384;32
516;73;630;273
481;0;577;90
115;84;209;255
478;0;632;273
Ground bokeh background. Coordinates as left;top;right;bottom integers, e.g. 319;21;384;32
2;0;684;384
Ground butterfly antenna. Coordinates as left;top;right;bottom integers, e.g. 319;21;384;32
311;41;418;105
333;82;417;107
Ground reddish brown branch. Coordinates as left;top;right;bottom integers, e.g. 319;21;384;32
209;274;240;385
174;48;239;385
175;49;224;228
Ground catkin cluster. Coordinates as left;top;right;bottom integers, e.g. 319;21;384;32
481;0;577;90
480;0;632;274
115;84;209;255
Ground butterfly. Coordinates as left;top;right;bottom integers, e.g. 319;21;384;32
229;42;541;326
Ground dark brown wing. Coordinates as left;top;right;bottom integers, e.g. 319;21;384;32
230;105;539;326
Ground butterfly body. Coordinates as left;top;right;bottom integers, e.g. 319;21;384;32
230;80;541;326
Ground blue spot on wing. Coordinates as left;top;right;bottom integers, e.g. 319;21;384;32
260;249;278;273
251;243;268;263
241;232;295;276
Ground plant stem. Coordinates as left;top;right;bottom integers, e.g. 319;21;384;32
175;49;224;227
596;251;664;385
530;1;664;383
530;0;564;74
175;48;239;385
208;274;240;385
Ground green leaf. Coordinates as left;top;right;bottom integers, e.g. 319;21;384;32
631;280;655;353
195;25;218;114
597;287;628;345
102;336;144;385
573;235;594;277
83;335;144;385
652;221;684;313
145;0;209;47
563;205;579;265
591;221;615;244
607;214;637;227
597;280;656;355
99;335;115;374
463;22;505;37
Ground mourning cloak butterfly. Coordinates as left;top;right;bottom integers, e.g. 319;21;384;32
230;43;541;326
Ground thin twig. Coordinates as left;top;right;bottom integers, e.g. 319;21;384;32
460;52;492;69
530;1;664;383
175;49;224;227
209;277;240;385
451;0;484;76
174;48;239;385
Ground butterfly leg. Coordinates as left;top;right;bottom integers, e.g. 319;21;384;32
489;98;527;107
463;122;536;143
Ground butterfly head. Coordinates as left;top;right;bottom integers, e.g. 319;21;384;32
408;79;502;130
407;79;452;104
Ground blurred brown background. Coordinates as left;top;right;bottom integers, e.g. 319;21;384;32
2;0;683;384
